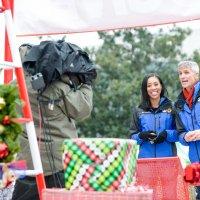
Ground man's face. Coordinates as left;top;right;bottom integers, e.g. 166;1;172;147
178;66;198;89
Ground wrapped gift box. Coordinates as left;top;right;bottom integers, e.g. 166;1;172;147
62;138;137;191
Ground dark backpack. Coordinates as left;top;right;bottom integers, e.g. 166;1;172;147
20;40;97;91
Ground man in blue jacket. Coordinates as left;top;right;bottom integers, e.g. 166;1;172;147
175;60;200;200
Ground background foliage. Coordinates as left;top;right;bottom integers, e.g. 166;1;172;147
78;26;200;138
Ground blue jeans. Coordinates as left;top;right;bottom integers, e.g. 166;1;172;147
196;186;200;200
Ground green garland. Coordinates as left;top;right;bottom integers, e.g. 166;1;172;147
0;84;23;163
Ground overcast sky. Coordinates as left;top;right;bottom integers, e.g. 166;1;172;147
1;19;200;83
15;19;200;54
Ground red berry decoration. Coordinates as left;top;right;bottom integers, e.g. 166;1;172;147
2;115;11;125
0;142;9;159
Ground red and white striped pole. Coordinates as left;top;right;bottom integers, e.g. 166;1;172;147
2;0;46;199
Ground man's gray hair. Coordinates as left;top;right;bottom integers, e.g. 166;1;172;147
178;60;199;74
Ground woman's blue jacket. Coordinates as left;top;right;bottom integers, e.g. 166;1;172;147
130;97;178;158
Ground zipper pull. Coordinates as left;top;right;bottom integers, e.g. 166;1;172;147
48;100;54;110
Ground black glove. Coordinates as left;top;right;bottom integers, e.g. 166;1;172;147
138;131;157;141
70;75;81;87
78;74;93;85
153;130;167;144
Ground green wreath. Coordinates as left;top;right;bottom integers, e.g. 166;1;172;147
0;84;23;163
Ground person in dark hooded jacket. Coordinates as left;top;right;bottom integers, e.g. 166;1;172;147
130;73;178;158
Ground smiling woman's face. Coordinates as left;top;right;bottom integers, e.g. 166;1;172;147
178;66;198;89
147;76;162;100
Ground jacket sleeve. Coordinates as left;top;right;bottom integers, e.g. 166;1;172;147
165;109;178;142
61;84;93;121
174;110;188;146
165;130;178;142
129;107;143;145
49;79;93;121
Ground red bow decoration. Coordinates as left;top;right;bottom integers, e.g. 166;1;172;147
184;163;200;185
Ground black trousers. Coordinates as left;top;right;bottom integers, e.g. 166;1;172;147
12;171;64;200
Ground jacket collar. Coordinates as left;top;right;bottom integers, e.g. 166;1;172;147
139;96;172;112
175;81;200;110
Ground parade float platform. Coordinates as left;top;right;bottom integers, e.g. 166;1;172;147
42;189;153;200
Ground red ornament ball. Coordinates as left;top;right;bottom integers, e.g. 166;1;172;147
2;116;11;125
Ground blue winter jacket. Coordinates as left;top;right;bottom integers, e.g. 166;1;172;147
175;81;200;163
130;97;178;158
